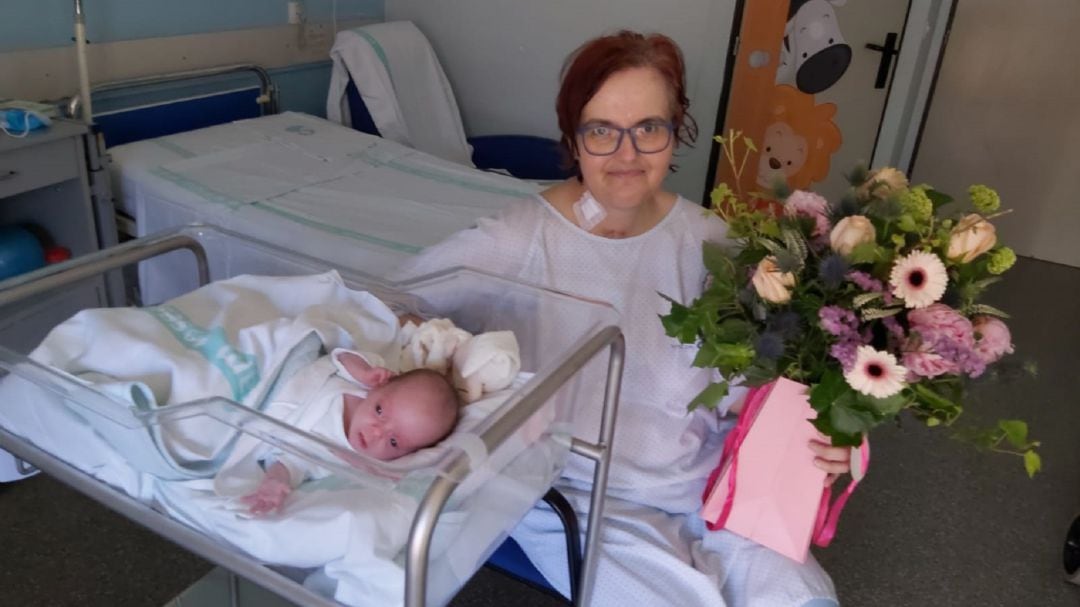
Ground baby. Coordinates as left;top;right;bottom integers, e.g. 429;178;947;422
240;351;460;515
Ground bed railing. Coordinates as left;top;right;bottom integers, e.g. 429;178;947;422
62;63;280;120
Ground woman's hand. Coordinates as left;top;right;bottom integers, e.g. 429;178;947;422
808;440;851;486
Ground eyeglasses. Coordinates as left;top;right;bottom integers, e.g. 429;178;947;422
576;120;674;156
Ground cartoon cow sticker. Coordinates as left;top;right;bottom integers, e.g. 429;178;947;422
776;0;852;94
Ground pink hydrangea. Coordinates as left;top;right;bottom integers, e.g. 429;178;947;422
907;304;975;350
973;316;1014;364
785;190;832;239
903;349;957;380
906;303;986;377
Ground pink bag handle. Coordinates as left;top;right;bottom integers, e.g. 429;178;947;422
812;437;870;547
701;384;770;531
701;383;872;543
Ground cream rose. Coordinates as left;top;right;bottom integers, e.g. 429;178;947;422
829;215;876;256
858;167;909;199
948;214;997;262
752;256;796;304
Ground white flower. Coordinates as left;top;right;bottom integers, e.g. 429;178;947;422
889;250;948;309
845;346;908;398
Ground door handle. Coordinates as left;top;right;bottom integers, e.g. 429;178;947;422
0;170;18;182
865;32;900;89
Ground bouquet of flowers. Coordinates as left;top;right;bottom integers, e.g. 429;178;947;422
662;131;1040;476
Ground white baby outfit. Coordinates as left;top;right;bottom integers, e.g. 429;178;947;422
393;195;837;606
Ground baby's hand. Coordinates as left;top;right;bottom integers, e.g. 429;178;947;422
336;351;394;387
240;464;293;515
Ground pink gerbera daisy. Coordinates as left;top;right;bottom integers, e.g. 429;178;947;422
844;346;908;398
889;251;948;309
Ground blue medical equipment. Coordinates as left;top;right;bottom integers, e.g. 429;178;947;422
0;226;46;281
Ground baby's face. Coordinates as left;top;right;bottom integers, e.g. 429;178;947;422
345;376;455;461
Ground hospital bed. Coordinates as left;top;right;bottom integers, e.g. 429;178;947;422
0;224;624;606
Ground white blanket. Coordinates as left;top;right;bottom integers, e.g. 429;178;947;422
2;272;546;606
327;21;474;167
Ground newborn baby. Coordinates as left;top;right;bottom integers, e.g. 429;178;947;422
240;351;459;515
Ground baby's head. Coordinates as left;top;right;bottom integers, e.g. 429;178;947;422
345;369;460;461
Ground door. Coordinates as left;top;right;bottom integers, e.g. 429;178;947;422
709;0;912;205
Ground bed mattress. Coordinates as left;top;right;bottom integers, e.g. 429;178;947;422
107;112;538;293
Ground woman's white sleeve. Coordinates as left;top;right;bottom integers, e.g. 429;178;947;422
389;199;534;281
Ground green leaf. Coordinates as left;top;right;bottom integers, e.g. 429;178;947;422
809;369;848;413
692;341;755;371
912;382;959;412
926;188;953;211
862;392;907;417
688;381;730;411
659;301;700;344
714;318;754;343
1024;450;1042;478
741;363;779;387
852;292;883;308
968;303;1011;319
702;241;735;280
760;219;782;238
998;420;1029;449
861;307;902;321
849;242;883;264
830;401;878;435
810;417;864;447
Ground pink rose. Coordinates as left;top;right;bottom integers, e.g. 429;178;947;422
948;214;997;263
830;215;876;256
973;316;1014;364
785;190;831;239
751;256;796;304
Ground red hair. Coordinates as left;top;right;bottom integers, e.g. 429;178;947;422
556;30;698;174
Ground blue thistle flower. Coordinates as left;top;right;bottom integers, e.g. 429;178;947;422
754;332;785;361
819;254;850;290
767;310;803;340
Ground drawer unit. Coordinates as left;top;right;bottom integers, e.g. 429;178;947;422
0;138;80;199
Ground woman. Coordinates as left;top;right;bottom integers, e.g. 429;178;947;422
394;30;848;606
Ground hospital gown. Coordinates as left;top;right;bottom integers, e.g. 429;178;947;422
393;195;837;606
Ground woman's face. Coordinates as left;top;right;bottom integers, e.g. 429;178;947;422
576;66;675;210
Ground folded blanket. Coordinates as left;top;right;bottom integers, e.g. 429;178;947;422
28;271;402;479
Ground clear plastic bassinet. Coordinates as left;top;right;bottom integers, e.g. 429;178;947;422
0;224;624;607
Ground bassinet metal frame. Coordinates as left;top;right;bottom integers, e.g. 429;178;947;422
0;226;624;606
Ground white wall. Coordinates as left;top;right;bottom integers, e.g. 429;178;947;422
386;0;736;202
912;0;1080;267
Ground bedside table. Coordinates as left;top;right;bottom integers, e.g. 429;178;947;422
0;119;121;354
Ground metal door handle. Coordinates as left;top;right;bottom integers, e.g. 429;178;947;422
865;32;900;89
0;170;18;182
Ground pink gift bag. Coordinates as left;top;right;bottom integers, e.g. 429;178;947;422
700;377;870;562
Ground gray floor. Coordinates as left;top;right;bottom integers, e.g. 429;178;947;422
1;255;1078;606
